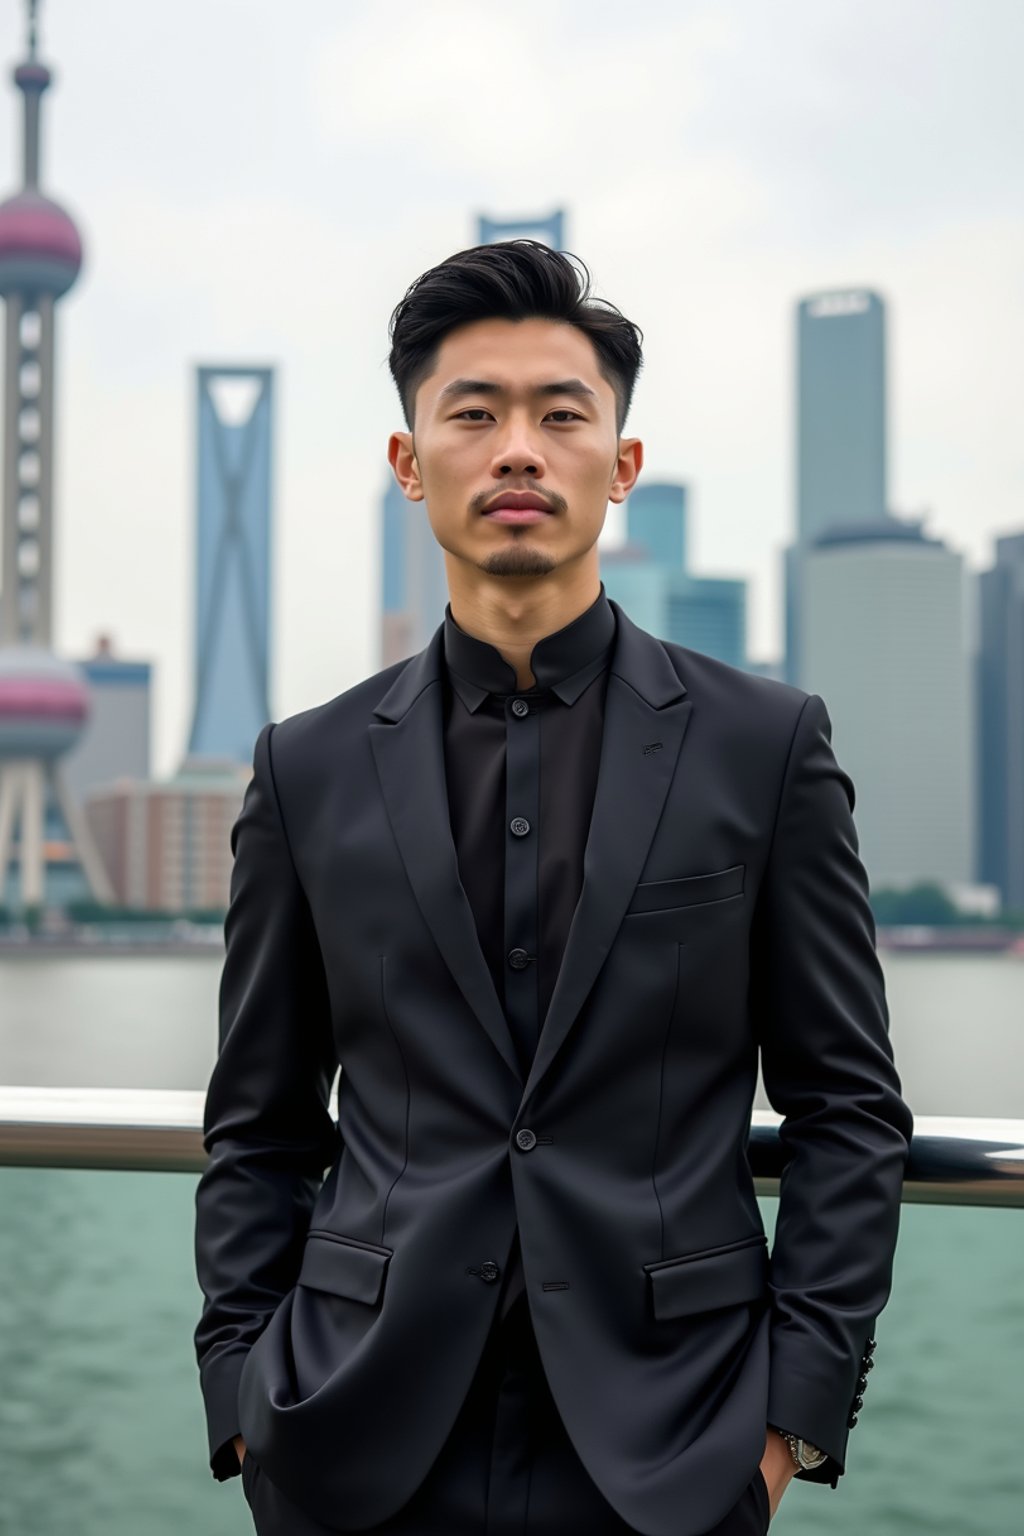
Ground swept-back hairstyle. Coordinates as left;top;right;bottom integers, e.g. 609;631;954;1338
387;239;644;434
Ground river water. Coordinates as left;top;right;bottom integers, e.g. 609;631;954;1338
0;950;1021;1534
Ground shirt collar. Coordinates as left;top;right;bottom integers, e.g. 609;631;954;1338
443;582;616;713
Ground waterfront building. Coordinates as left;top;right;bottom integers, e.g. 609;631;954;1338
84;757;250;913
797;518;974;890
63;634;151;809
977;530;1024;909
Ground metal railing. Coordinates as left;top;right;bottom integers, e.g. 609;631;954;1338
0;1088;1021;1207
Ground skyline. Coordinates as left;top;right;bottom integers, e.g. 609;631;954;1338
0;0;1021;778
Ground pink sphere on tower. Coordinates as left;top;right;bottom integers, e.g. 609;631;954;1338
0;190;82;298
0;645;90;760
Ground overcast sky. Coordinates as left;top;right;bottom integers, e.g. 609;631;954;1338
4;0;1023;776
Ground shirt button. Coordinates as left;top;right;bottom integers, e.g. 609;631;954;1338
508;947;531;970
510;817;531;837
511;698;530;716
515;1128;537;1151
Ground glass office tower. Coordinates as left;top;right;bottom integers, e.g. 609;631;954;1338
977;531;1024;908
797;289;887;543
787;289;889;683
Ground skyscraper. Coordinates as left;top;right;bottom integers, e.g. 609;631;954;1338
623;482;687;573
380;477;412;668
187;366;274;766
602;480;747;671
797;289;887;543
798;519;974;889
786;289;888;685
476;210;565;250
0;1;113;909
977;531;1024;909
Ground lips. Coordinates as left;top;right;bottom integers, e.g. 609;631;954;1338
483;493;554;514
484;507;552;525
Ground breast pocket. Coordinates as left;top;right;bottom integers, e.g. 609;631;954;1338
621;863;745;940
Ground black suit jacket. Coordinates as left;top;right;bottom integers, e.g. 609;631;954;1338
194;598;913;1536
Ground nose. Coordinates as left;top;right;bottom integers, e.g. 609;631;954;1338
490;422;545;479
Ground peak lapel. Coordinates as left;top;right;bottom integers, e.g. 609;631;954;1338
369;627;522;1084
520;602;692;1106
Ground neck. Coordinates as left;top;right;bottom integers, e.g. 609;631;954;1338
445;563;602;691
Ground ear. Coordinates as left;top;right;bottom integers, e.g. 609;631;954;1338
608;437;643;504
387;431;425;502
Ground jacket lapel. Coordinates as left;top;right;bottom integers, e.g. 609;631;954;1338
368;601;692;1104
521;602;691;1104
369;625;522;1082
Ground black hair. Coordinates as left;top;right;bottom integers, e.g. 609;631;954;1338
387;239;643;434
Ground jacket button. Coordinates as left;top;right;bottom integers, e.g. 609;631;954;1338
862;1356;875;1371
478;1260;500;1283
857;1374;869;1391
865;1337;877;1354
847;1412;858;1428
852;1394;864;1411
508;948;532;970
510;817;531;837
515;1128;538;1151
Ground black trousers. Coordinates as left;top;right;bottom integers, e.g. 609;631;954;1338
240;1294;771;1536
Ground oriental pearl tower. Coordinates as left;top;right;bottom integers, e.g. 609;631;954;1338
0;0;113;910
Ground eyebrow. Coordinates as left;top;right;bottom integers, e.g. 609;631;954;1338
437;377;598;404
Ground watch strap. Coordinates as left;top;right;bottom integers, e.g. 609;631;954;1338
774;1428;828;1471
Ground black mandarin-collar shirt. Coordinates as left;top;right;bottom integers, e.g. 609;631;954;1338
441;581;617;1321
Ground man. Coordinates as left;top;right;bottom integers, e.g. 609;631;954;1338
194;239;913;1535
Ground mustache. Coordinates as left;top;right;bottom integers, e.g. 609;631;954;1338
470;487;569;515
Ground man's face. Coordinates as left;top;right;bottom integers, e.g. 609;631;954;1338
388;316;642;582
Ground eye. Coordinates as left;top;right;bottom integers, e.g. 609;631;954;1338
546;410;582;423
455;409;493;422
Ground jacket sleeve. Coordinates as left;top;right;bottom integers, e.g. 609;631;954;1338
752;692;914;1486
193;720;340;1481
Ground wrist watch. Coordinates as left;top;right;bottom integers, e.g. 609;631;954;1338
775;1429;828;1471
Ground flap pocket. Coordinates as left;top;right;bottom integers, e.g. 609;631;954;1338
644;1233;768;1320
298;1230;393;1305
625;863;745;915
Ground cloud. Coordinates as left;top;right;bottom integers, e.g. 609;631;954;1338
309;3;737;183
